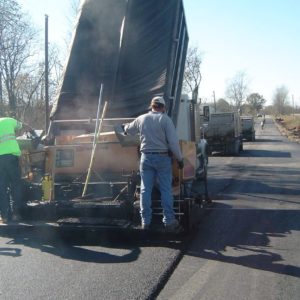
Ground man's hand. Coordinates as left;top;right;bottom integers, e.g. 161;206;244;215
177;159;184;169
22;123;35;134
121;124;127;135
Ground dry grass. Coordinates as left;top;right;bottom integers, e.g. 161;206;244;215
275;115;300;143
280;115;300;130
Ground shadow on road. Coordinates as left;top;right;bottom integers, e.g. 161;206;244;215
219;192;300;206
221;176;300;197
198;157;300;278
209;147;290;158
252;138;283;143
0;247;21;257
188;203;300;278
0;230;143;263
0;227;184;263
241;149;291;158
208;164;300;199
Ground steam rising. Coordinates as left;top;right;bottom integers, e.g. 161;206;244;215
51;0;186;132
53;0;128;122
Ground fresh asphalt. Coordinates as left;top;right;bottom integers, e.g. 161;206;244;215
158;118;300;300
0;118;299;300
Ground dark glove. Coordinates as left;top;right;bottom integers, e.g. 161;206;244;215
121;124;127;135
25;129;37;139
30;129;37;137
177;159;184;169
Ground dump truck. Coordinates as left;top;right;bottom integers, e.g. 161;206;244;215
241;116;255;141
16;0;209;232
204;111;243;155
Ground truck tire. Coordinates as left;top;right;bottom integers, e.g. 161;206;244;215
225;142;233;155
226;141;238;156
224;144;229;155
234;139;240;155
208;147;212;156
239;141;243;152
205;145;210;163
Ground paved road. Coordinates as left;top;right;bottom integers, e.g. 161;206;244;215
158;118;300;299
1;117;299;300
0;227;185;300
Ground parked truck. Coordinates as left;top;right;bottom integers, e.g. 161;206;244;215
241;116;255;141
204;111;243;155
16;0;210;232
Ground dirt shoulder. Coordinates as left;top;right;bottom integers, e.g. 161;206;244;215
274;115;300;144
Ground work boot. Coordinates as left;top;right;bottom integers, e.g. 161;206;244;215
0;216;8;224
164;219;182;233
206;198;213;207
141;223;150;230
11;214;21;222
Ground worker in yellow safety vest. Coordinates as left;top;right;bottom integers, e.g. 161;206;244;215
0;117;34;223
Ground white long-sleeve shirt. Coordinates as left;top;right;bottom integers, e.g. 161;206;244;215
124;111;183;161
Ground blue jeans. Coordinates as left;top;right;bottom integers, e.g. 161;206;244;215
139;153;175;225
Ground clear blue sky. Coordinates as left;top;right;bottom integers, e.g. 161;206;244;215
18;0;300;106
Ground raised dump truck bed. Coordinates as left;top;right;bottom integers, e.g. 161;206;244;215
50;0;188;132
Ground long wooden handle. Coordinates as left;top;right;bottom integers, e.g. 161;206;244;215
82;101;108;197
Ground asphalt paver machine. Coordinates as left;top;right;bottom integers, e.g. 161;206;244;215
18;0;210;232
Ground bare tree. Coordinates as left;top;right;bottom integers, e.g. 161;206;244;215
0;0;37;116
225;71;249;110
15;45;64;127
64;0;82;50
0;0;20;51
0;0;66;129
46;45;64;103
216;98;232;112
272;85;289;115
70;0;82;21
246;93;266;113
0;0;20;111
183;46;202;102
15;67;43;118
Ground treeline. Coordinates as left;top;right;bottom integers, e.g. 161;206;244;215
203;97;300;116
199;73;297;116
202;92;266;116
0;0;63;129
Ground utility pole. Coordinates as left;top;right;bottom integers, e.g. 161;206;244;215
292;94;295;117
45;15;49;132
192;85;199;103
213;90;216;112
